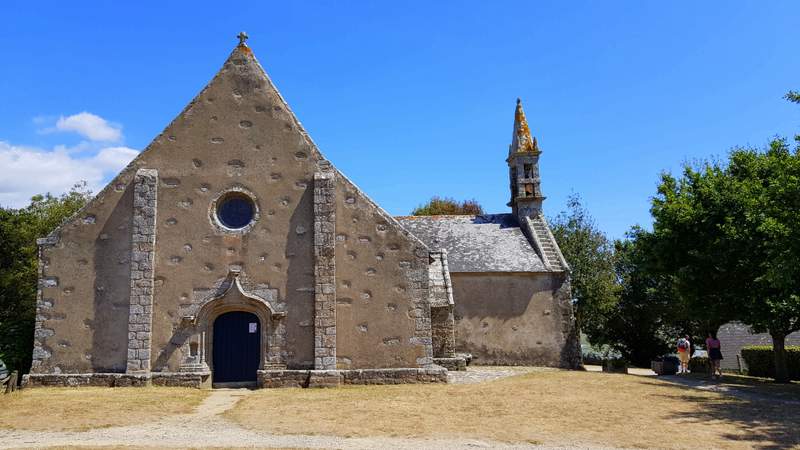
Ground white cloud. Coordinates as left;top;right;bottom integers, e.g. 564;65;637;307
54;112;122;142
0;141;138;208
94;146;140;170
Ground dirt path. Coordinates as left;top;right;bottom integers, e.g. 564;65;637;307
0;372;621;450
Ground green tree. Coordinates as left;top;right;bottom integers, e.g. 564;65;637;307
649;162;745;335
0;183;91;373
728;139;800;382
650;137;800;382
411;196;484;215
550;194;618;344
603;229;678;366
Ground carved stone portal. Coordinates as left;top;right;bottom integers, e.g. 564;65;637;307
178;269;287;373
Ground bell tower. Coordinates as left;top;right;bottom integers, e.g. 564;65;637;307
507;98;545;220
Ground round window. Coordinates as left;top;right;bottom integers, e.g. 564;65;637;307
216;193;256;229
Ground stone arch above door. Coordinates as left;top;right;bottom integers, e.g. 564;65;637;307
178;268;288;372
180;267;285;322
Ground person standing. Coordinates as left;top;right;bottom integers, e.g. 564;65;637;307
676;335;691;374
705;332;723;379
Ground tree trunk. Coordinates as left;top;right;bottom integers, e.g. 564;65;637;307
771;332;789;384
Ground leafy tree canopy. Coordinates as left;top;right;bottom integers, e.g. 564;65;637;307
411;196;484;216
549;194;618;344
603;229;679;366
649;135;800;382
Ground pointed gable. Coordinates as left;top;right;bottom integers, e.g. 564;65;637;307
33;39;433;374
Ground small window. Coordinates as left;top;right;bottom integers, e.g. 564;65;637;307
523;163;533;178
216;193;255;229
524;183;534;197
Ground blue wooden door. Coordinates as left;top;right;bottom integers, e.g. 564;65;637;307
212;311;260;382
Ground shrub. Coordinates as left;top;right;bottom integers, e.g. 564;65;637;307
740;345;800;380
603;357;628;373
581;340;621;366
582;351;603;366
689;356;709;374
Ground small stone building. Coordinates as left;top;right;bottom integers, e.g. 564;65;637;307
25;38;579;389
398;100;579;367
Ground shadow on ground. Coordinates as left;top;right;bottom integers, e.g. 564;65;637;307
637;377;800;450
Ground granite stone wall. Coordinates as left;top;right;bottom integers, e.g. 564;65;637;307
431;306;455;358
258;367;447;388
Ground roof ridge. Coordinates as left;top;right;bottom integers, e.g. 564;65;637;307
394;213;513;219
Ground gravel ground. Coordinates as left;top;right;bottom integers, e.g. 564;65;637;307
0;367;621;450
447;365;545;384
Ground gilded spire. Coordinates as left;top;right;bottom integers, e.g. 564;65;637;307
510;98;540;155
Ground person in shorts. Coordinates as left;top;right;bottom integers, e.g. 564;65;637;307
676;335;691;374
706;332;723;379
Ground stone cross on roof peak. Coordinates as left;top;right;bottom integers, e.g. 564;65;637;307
237;31;249;46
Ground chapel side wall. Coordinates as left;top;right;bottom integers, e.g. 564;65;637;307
32;170;138;374
333;177;432;369
450;272;579;368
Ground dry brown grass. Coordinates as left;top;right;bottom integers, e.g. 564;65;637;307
0;387;207;431
225;370;800;449
686;372;800;399
21;447;301;450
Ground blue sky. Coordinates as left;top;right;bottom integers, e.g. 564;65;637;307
1;2;798;238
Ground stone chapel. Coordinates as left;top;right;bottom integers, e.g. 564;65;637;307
25;37;580;388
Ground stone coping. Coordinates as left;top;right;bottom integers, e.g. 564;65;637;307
23;372;207;388
433;357;467;371
259;367;448;388
22;368;448;389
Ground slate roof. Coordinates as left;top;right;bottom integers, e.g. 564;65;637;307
395;214;548;273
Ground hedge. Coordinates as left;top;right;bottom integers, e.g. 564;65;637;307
740;345;800;380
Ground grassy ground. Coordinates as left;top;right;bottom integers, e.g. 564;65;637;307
0;387;207;431
225;369;800;449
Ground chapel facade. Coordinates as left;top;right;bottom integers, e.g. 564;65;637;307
25;38;579;389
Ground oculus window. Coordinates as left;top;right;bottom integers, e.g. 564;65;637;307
216;193;256;229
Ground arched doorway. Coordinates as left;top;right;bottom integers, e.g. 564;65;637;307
212;311;261;384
